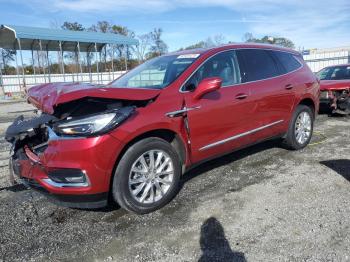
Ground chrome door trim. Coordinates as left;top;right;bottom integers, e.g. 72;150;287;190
166;106;201;118
199;120;284;151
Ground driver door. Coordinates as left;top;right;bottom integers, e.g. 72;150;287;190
183;50;255;163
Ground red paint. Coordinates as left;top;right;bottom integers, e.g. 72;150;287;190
320;79;350;91
27;82;160;114
22;44;319;201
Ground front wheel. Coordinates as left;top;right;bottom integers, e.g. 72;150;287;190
283;105;314;150
112;137;181;214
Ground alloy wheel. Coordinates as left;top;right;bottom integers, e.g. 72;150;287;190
294;111;312;145
128;150;174;204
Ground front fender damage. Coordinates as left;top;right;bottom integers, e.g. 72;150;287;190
6;96;155;185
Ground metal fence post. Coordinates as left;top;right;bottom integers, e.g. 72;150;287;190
94;43;100;84
87;44;93;83
31;40;37;84
105;45;111;81
111;44;115;80
46;43;51;83
14;49;22;90
0;56;4;97
39;40;47;83
59;41;66;82
124;44;128;71
17;38;26;91
77;42;83;82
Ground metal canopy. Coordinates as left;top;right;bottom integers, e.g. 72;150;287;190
0;24;138;52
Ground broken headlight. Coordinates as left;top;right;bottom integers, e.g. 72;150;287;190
55;106;134;136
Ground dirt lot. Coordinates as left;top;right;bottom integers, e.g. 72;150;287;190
0;102;349;262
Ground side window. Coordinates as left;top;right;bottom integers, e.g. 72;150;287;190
183;51;240;91
236;49;279;83
273;51;302;73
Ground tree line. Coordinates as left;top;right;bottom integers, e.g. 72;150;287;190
0;20;295;75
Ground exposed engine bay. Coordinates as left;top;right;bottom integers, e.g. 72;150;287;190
5;97;153;173
322;89;350;115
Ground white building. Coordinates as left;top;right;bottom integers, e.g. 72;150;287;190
302;46;350;73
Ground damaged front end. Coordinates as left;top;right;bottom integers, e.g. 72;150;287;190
320;88;350;115
5;96;143;208
6;113;57;187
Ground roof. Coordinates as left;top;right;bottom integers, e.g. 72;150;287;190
168;43;299;57
0;24;138;52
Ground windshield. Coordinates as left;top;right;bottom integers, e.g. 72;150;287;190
110;54;200;89
317;65;350;80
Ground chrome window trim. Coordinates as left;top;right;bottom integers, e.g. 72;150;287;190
179;47;303;93
199;120;284;151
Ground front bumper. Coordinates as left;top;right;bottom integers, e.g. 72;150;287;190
10;131;123;208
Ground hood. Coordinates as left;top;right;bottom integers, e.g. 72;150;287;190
27;82;161;114
320;80;350;91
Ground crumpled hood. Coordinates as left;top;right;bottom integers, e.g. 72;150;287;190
27;82;161;114
320;80;350;91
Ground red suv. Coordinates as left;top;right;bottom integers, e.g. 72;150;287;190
6;44;319;214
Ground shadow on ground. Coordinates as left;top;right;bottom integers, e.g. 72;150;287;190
199;217;246;262
320;159;350;181
182;139;281;185
0;184;27;192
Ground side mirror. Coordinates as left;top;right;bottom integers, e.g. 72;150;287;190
193;77;222;100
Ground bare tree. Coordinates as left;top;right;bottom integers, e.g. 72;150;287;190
213;34;226;46
148;28;168;58
135;33;152;63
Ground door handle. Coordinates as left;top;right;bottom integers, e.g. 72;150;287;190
235;94;248;100
285;84;294;90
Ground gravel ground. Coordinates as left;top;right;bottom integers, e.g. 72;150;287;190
0;102;349;262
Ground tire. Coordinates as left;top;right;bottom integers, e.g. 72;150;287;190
112;137;181;214
283;105;314;150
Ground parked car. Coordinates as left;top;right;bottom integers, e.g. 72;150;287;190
6;44;320;214
317;64;350;114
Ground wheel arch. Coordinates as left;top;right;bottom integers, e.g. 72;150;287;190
117;129;188;166
108;128;188;198
298;97;316;117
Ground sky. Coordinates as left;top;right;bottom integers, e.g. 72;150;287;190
0;0;350;52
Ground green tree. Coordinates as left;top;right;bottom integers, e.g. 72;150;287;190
178;41;207;51
61;22;86;73
111;24;135;60
243;32;295;49
61;22;85;31
148;28;168;58
178;34;227;51
89;21;111;33
0;48;16;74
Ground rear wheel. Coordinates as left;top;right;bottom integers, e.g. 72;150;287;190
283;105;314;150
112;137;181;214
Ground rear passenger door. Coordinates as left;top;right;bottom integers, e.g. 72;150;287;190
236;49;297;140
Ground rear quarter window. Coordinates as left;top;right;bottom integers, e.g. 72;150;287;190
236;49;279;83
273;51;302;73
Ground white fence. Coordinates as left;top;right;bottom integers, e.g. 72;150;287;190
303;47;350;72
2;47;350;94
0;71;126;93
